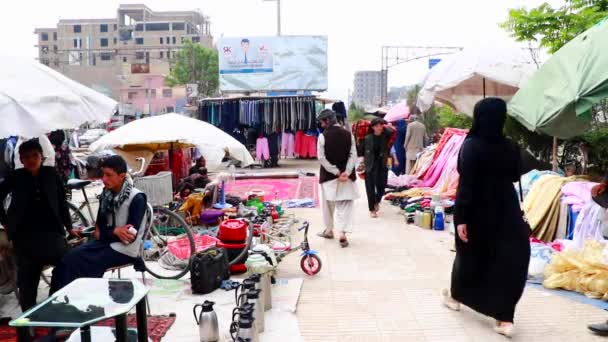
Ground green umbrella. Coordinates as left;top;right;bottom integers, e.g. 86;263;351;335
508;18;608;139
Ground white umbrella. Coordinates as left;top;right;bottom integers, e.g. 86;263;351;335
90;113;254;170
416;43;536;116
0;52;117;139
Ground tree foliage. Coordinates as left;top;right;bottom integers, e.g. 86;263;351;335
437;105;473;130
348;102;366;121
502;0;608;173
166;41;219;97
502;0;608;53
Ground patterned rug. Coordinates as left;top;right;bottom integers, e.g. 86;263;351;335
225;176;319;206
0;314;175;342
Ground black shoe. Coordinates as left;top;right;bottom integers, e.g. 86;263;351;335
588;322;608;336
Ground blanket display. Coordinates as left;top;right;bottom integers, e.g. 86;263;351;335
544;240;608;300
385;128;468;200
523;175;587;242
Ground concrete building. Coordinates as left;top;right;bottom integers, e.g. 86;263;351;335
34;4;212;116
352;71;383;108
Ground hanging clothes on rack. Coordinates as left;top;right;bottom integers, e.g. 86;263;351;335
256;136;270;162
281;132;295;158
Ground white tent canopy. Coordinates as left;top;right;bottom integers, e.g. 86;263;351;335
417;43;536;116
0;52;116;138
89;113;254;170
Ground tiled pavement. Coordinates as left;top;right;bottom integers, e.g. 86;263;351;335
278;168;608;342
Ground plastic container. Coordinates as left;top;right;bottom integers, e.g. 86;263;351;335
414;210;422;227
133;171;173;206
422;210;433;229
246;189;266;202
169;235;219;259
434;212;445;231
218;219;248;243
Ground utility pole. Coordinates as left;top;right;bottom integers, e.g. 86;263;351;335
380;46;463;106
263;0;281;36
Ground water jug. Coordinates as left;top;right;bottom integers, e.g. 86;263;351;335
248;274;265;312
260;273;272;311
193;300;219;342
244;289;264;333
434;212;445;231
422;210;432;229
235;318;259;342
236;279;256;306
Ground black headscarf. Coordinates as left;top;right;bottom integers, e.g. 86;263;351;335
468;97;507;142
49;130;66;147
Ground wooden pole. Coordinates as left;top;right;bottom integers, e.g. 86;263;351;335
552;137;558;172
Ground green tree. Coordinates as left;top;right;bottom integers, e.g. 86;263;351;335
502;0;608;53
348;102;366;121
437;105;473;129
502;0;608;171
166;41;219;97
406;85;422;115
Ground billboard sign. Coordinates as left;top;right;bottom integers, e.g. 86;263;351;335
218;36;328;92
429;58;441;69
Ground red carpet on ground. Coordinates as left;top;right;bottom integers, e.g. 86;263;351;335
225;176;319;206
0;314;175;342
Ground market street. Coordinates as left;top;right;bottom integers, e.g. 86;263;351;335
267;160;608;342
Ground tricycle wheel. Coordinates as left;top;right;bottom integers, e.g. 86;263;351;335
300;254;322;276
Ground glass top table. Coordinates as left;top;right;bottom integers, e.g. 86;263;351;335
10;278;150;342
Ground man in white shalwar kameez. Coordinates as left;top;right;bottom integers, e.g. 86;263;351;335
316;109;359;248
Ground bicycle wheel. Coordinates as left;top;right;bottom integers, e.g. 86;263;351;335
142;206;195;279
67;202;90;229
300;254;322;276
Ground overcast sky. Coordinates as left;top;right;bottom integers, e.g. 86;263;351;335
1;0;561;102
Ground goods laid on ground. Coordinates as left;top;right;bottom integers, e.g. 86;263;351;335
517;170;608;301
384;128;467;232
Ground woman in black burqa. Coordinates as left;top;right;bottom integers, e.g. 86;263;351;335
441;98;530;337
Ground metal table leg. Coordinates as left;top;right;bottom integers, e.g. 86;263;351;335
80;325;92;342
16;327;32;342
136;296;149;342
115;314;128;342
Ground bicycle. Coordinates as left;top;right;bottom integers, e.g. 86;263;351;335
45;158;197;281
259;220;322;276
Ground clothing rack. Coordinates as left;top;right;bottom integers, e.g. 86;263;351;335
198;96;321;167
198;96;319;135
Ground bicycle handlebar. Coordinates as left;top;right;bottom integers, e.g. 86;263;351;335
129;157;146;177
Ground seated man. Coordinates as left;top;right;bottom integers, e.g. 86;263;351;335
51;155;147;291
176;167;211;199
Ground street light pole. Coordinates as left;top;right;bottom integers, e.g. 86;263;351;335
277;0;281;36
264;0;281;36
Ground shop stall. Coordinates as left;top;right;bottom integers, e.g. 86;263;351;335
198;96;336;167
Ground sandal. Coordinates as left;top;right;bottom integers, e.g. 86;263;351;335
339;238;349;248
370;211;378;218
316;231;334;239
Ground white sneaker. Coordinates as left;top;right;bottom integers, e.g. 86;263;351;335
494;323;515;338
440;288;461;311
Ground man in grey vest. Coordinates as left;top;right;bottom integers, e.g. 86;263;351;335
316;109;358;248
51;155;147;292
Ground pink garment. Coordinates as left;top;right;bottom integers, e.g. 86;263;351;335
387;174;425;188
423;134;465;188
256;137;270;161
561;181;598;212
299;134;317;158
281;133;295;158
